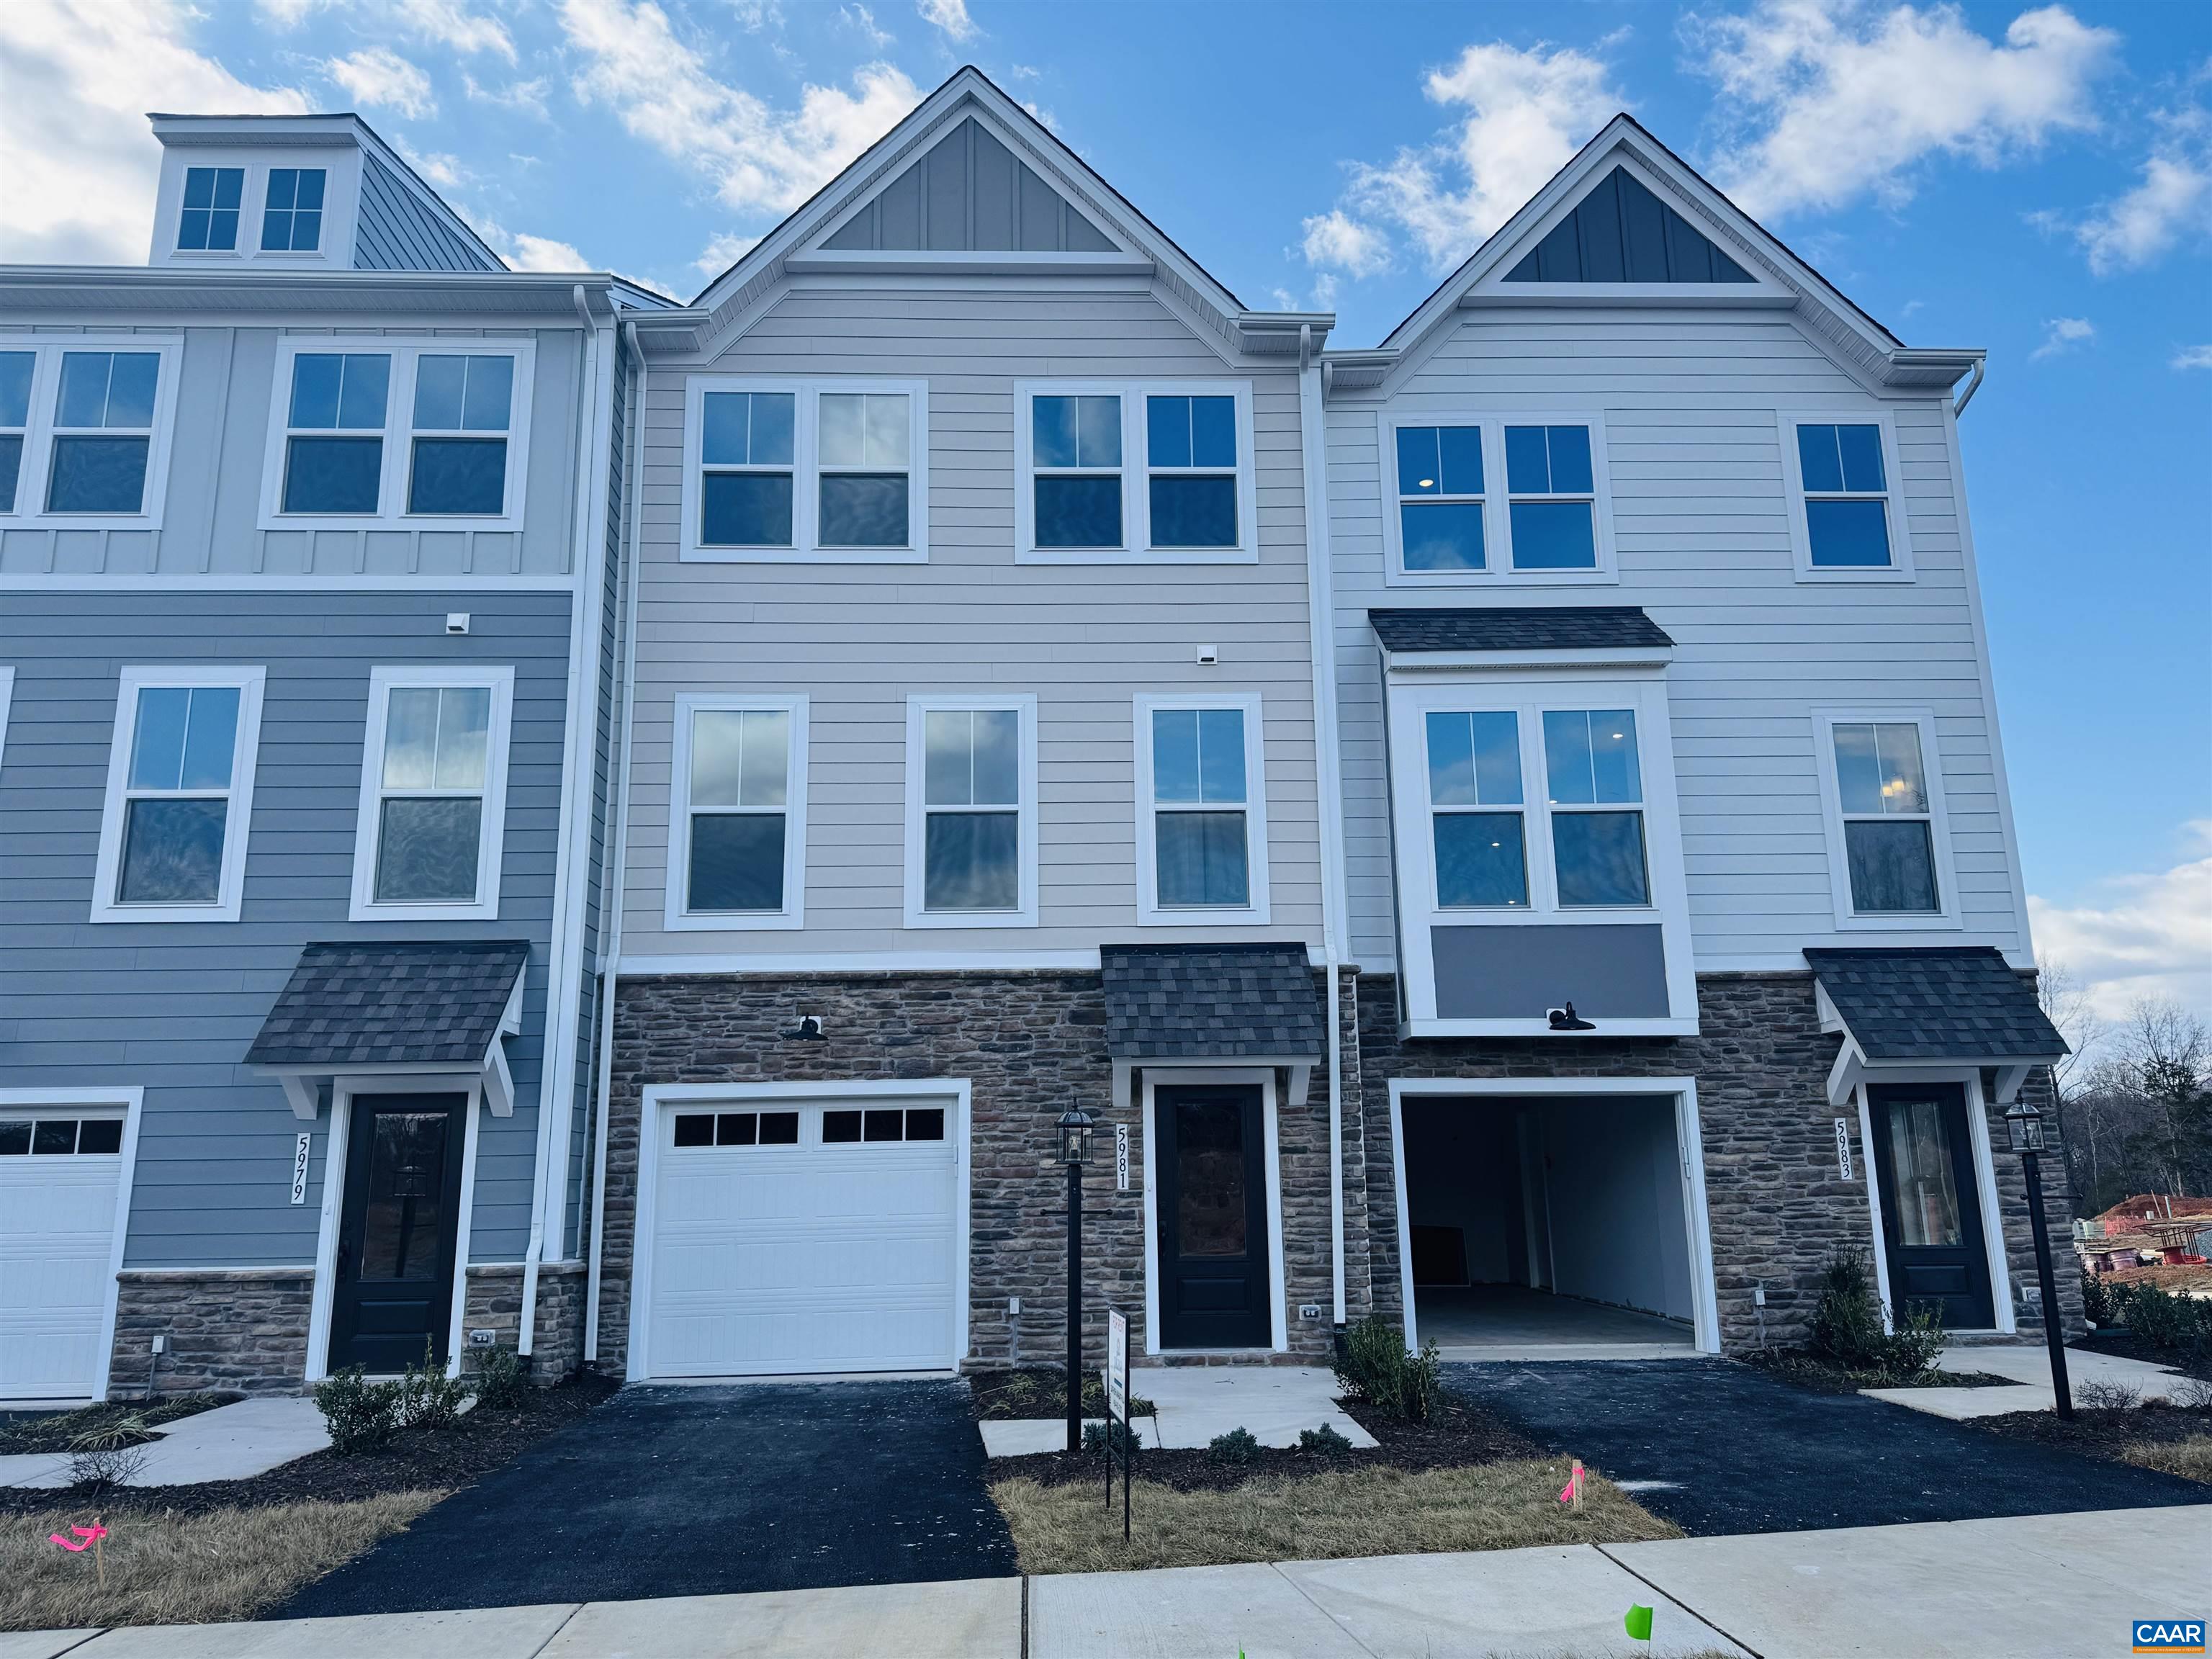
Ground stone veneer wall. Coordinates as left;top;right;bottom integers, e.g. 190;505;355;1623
1356;969;2084;1352
109;1268;314;1398
599;971;1341;1376
462;1261;590;1382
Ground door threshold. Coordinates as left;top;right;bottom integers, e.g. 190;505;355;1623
1437;1341;1704;1362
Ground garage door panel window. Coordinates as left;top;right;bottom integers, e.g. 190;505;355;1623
673;1110;800;1148
822;1107;945;1143
94;668;265;923
0;1118;123;1156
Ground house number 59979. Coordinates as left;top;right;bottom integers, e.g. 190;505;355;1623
291;1133;312;1205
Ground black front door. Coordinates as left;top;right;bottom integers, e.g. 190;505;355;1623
329;1093;467;1373
1867;1084;1995;1330
1156;1084;1270;1349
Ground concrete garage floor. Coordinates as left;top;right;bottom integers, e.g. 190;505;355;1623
269;1380;1016;1620
1420;1283;1698;1359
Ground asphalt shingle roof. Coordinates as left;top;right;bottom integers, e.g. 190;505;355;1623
1100;943;1325;1059
1369;606;1674;655
246;940;530;1069
1803;946;2067;1061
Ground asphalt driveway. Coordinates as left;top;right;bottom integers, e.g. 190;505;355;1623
274;1378;1015;1618
1449;1357;2207;1536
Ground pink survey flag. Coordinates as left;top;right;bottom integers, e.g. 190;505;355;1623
50;1523;108;1552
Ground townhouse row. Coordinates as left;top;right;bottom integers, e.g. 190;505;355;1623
0;73;2072;1403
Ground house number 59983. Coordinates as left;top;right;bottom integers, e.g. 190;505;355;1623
1834;1118;1853;1182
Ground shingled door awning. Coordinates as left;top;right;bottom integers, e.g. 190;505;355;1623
1100;943;1326;1110
1369;606;1674;662
246;940;531;1120
1804;946;2067;1108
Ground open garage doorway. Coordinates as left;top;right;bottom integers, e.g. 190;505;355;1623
1389;1079;1719;1358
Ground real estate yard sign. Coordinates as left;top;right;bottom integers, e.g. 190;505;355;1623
1104;1307;1130;1539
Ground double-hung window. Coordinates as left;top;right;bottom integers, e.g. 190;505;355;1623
1781;413;1910;577
49;351;161;516
1017;382;1253;561
1395;425;1487;572
0;338;179;526
91;667;266;923
1382;414;1613;583
1541;709;1649;906
1815;711;1954;925
1503;424;1599;570
178;166;243;251
350;666;513;921
409;354;513;516
0;351;30;513
1136;696;1270;922
683;378;926;561
1424;710;1527;907
667;695;807;930
906;695;1036;926
282;352;389;514
261;168;326;253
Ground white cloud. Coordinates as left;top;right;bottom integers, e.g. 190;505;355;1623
696;230;763;276
0;0;307;264
560;0;920;218
465;76;552;119
508;233;592;271
2173;343;2212;371
2030;826;2212;1020
917;0;976;43
1316;40;1624;276
392;0;516;61
2029;314;2093;359
395;141;470;190
2074;113;2212;275
325;46;438;118
1684;0;2117;219
841;4;891;48
1300;208;1392;278
255;0;318;22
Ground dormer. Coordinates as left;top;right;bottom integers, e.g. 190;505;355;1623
145;113;504;274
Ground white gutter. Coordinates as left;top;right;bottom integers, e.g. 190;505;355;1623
585;320;647;1366
1298;323;1352;1326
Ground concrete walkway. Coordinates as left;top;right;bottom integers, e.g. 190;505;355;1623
0;1398;328;1489
981;1365;1375;1457
1862;1342;2194;1419
19;1505;2207;1658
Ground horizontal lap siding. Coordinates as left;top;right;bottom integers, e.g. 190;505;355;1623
1330;310;2024;971
622;288;1323;961
0;592;573;1267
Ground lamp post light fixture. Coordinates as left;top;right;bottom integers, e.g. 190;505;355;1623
2005;1098;2072;1421
1058;1107;1095;1454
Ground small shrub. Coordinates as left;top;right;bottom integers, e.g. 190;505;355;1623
394;1341;472;1431
2123;1286;2212;1360
1208;1426;1262;1464
314;1367;401;1455
1333;1315;1444;1423
2076;1378;2144;1412
1082;1418;1140;1457
2080;1270;2123;1328
1885;1301;1948;1377
2171;1375;2212;1411
1298;1423;1353;1455
471;1343;531;1410
66;1438;148;1490
1807;1248;1944;1380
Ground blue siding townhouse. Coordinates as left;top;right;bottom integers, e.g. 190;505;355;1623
0;114;659;1401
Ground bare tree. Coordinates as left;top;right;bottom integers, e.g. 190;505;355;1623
2119;998;2211;1196
2037;954;2105;1209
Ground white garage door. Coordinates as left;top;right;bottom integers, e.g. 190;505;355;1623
0;1111;129;1401
642;1096;960;1377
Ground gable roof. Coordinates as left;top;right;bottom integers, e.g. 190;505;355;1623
1100;943;1325;1059
1803;947;2065;1062
245;940;529;1069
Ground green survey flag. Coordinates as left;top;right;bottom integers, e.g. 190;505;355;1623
1624;1604;1654;1642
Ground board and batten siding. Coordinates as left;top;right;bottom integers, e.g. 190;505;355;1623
0;591;573;1267
1329;309;2027;972
621;288;1324;961
353;155;503;274
0;325;584;583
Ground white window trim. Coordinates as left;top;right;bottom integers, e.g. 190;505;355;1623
0;667;13;770
663;693;809;933
1378;412;1618;586
1383;665;1695;1036
902;692;1039;930
1132;692;1272;926
256;338;536;532
90;664;266;925
678;375;930;564
348;663;515;922
1779;409;1915;583
1014;380;1259;565
171;165;249;258
1811;706;1961;931
157;150;360;269
0;336;184;531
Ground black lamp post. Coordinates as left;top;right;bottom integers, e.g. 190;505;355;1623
1057;1107;1095;1453
2005;1098;2072;1420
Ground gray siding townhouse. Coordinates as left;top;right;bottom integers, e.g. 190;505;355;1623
1321;117;2074;1359
0;114;655;1401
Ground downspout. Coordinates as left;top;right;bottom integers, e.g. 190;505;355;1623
585;318;647;1365
1298;323;1352;1326
1952;356;1984;418
519;285;608;1361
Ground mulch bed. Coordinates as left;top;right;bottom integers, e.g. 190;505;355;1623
968;1367;1157;1422
0;1394;237;1455
1740;1348;2017;1395
1969;1399;2212;1463
0;1374;616;1522
2074;1329;2212;1381
991;1390;1542;1493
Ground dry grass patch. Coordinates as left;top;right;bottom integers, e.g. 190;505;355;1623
992;1457;1678;1575
0;1491;445;1632
2123;1434;2212;1483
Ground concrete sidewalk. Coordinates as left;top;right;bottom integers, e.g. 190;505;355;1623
1863;1343;2194;1420
0;1398;329;1491
18;1503;2207;1658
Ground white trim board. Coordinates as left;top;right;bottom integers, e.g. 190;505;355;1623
1853;1072;2017;1337
1385;1075;1722;1356
1140;1067;1288;1358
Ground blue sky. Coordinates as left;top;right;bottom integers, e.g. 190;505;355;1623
2;0;2206;1017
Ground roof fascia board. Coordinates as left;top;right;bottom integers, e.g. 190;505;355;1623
0;268;618;321
785;251;1156;277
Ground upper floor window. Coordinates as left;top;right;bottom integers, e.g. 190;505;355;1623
1541;709;1648;907
1396;425;1486;572
410;354;513;516
1381;413;1614;585
1504;425;1599;570
349;665;513;922
50;351;159;516
178;167;243;251
667;695;808;932
683;377;927;562
1781;413;1911;580
1136;696;1270;922
91;667;266;924
0;352;30;513
282;353;390;514
1425;709;1526;907
905;695;1036;927
1017;382;1254;563
0;338;180;528
1815;711;1955;927
261;168;326;253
